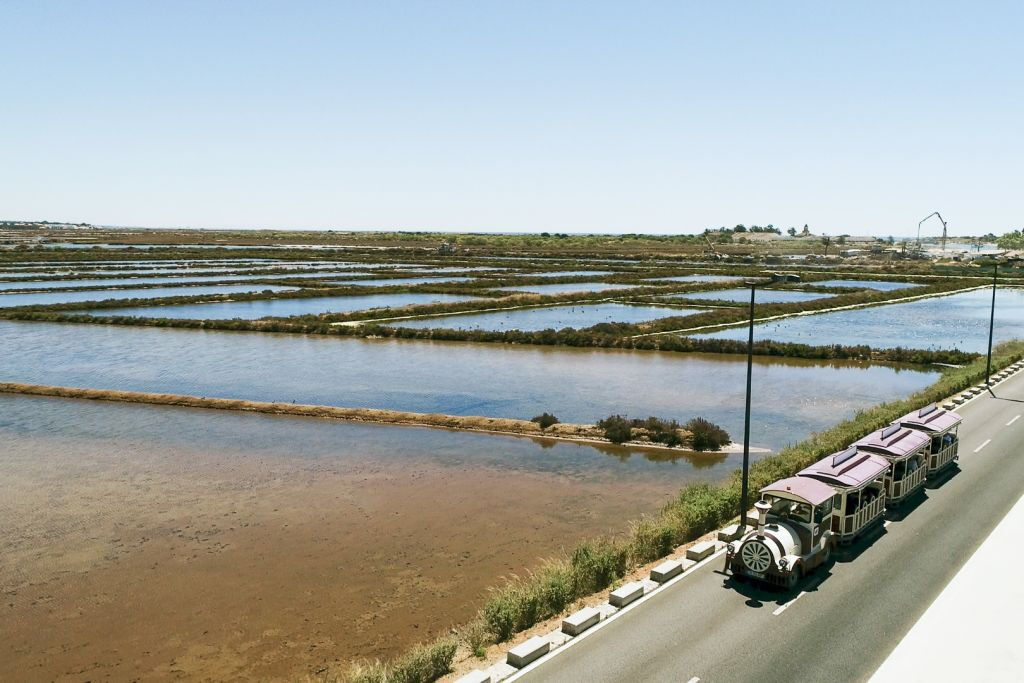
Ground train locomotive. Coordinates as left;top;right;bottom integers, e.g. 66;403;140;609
726;403;963;589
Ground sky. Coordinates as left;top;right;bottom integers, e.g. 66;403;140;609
1;1;1021;236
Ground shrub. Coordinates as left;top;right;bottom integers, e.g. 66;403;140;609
597;414;632;443
685;417;731;451
631;416;683;446
568;540;628;594
345;635;457;683
530;412;560;430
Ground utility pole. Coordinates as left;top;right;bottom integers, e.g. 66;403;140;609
986;264;997;386
738;281;757;532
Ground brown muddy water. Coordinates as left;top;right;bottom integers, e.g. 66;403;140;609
0;395;727;681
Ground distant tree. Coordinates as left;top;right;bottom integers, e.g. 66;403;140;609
685;418;731;451
837;235;847;246
787;227;797;237
733;224;747;233
531;412;560;430
597;415;632;444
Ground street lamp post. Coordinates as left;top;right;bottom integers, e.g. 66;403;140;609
738;281;757;533
986;264;997;387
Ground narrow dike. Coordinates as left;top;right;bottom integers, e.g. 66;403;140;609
0;381;731;455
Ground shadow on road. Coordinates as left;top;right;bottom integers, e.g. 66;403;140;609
988;389;1024;403
885;489;929;522
925;463;961;490
718;561;835;607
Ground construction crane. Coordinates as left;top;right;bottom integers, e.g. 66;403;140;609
704;234;722;260
917;211;948;253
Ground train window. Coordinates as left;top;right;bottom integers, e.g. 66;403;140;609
814;498;833;523
833;494;842;511
792;503;811;523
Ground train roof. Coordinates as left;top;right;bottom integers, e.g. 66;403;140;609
854;424;931;458
761;476;835;505
897;404;962;433
798;447;890;488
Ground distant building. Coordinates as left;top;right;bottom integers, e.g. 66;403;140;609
437;241;458;255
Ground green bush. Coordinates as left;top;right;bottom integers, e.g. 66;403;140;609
597;414;632;443
530;412;560;430
345;635;457;683
685;417;731;451
631;416;683;446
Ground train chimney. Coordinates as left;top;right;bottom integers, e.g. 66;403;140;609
754;500;770;536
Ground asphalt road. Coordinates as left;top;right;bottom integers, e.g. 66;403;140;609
520;370;1024;683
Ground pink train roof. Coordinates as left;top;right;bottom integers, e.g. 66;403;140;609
854;424;930;459
897;404;962;433
798;447;890;488
761;476;835;506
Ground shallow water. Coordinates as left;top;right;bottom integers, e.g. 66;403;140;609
328;276;477;287
519;270;616;278
694;287;1024;352
0;320;939;450
808;279;920;291
390;302;699;331
661;288;833;304
0;284;297;308
498;282;642;295
644;274;749;283
0;271;375;291
0;394;722;679
84;293;481;319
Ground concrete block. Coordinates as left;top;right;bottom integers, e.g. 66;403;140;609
507;636;549;668
717;523;742;542
486;662;517;682
609;581;644;607
561;606;600;636
952;395;966;405
686;541;716;561
650;559;683;583
543;630;572;649
942;402;955;410
455;670;491;683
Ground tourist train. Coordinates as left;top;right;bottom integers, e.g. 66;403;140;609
725;403;962;588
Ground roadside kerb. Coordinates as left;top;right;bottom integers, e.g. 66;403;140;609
499;544;727;682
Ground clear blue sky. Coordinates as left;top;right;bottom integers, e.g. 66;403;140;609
2;1;1021;236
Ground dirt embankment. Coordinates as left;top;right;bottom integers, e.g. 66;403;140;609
0;381;644;445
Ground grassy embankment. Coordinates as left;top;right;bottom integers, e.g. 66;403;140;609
342;340;1024;683
0;382;729;453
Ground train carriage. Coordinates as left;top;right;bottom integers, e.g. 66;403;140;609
725;477;836;588
853;424;930;504
897;404;962;477
797;448;889;545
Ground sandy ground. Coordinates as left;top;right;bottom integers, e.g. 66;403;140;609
0;421;683;681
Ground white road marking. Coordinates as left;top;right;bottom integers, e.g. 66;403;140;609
687;677;700;683
773;578;822;616
1007;415;1021;426
973;439;991;453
